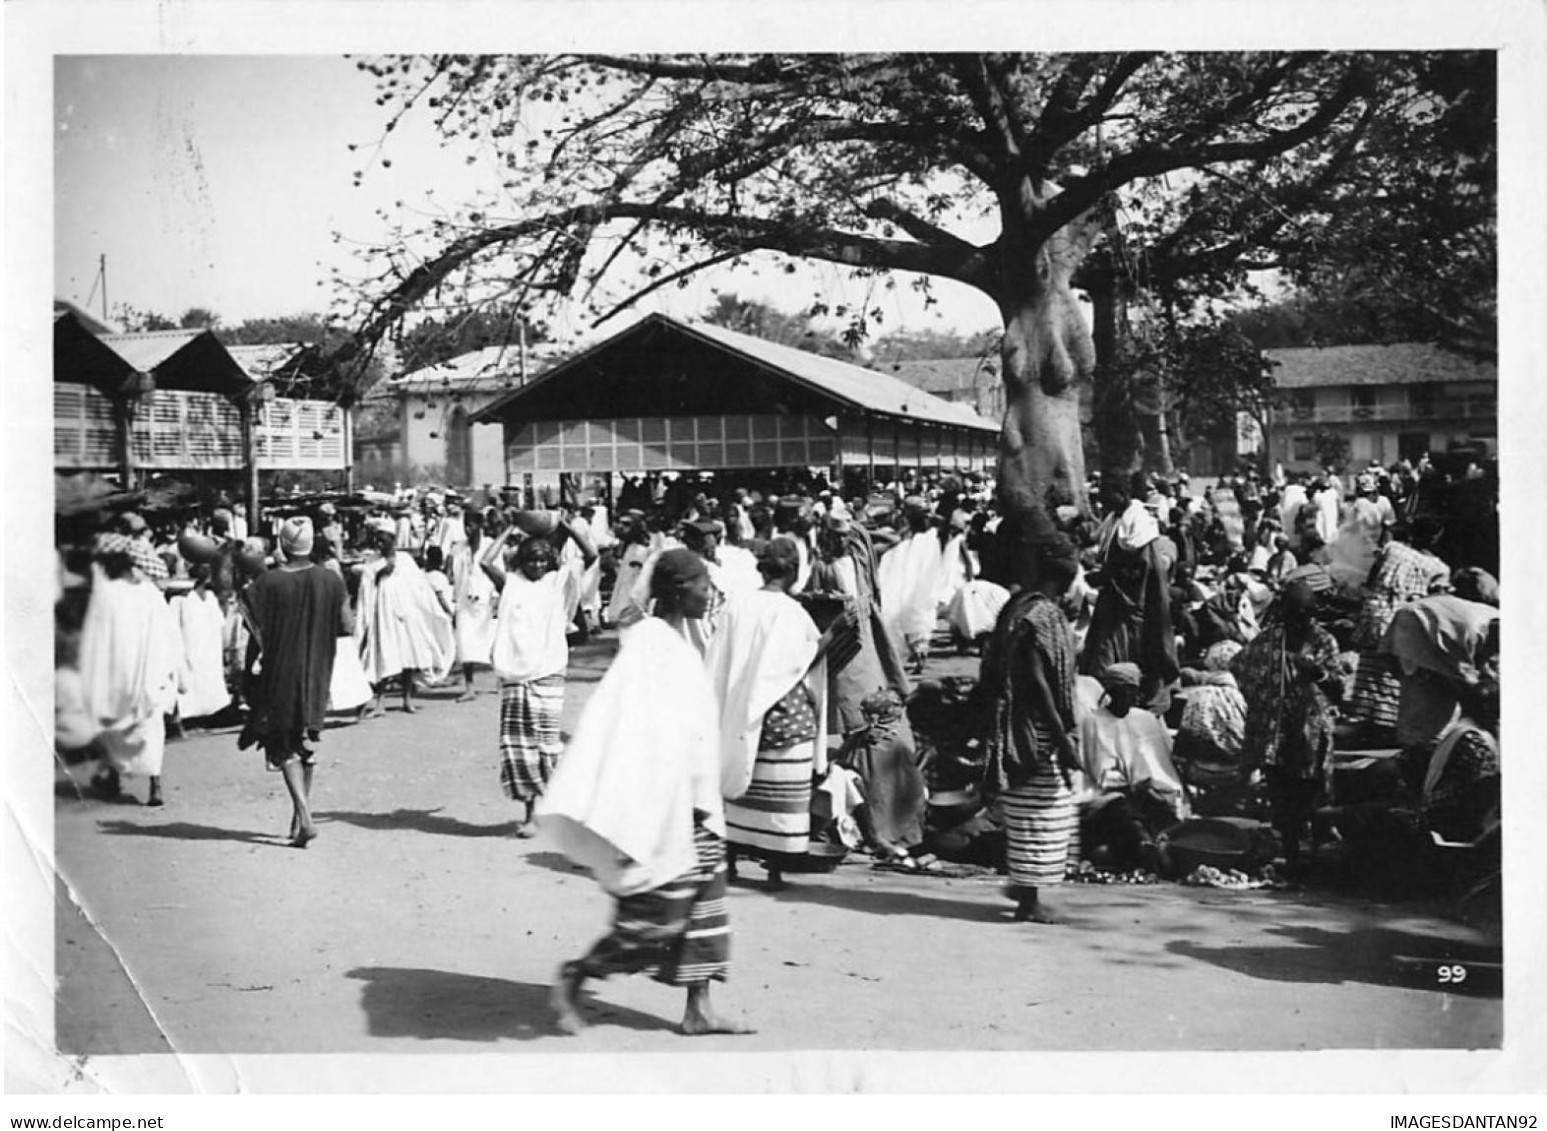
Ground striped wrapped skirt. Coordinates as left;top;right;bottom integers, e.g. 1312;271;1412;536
499;674;565;802
997;762;1077;889
578;819;730;987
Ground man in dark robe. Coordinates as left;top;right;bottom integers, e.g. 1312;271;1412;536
241;517;350;847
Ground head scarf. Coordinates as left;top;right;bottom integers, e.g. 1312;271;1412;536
279;516;315;560
1098;662;1142;693
95;531;169;580
1204;640;1243;672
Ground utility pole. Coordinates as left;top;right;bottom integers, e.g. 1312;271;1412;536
100;254;108;323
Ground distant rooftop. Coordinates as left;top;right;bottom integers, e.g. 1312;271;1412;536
1266;342;1496;388
370;344;567;399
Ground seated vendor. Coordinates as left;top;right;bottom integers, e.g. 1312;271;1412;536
1077;662;1190;822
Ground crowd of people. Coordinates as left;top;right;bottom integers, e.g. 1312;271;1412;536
52;451;1501;1033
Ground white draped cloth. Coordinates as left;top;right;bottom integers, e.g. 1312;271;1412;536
354;551;455;685
449;540;499;667
945;579;1010;641
491;560;583;683
877;531;946;644
714;544;763;603
606;542;651;627
171;589;228;719
562;515;604;621
705;589;826;801
78;573;182;777
536;618;723;897
1077;704;1191;820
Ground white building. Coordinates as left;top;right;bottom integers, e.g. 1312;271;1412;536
360;344;562;488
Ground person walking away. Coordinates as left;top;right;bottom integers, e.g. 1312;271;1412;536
239;517;350;846
1344;516;1451;745
877;500;944;674
708;540;829;888
1231;581;1343;871
77;533;181;806
313;535;373;718
483;518;598;834
976;504;1084;923
539;550;752;1036
449;510;498;700
1081;473;1180;711
170;563;228;723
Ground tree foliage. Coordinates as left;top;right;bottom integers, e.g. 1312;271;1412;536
325;52;1489;512
698;293;853;357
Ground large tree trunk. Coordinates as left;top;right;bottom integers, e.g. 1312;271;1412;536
995;223;1097;519
1135;380;1175;476
1086;260;1142;477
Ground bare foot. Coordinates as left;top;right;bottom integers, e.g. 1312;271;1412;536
363;704;386;720
456;690;477;703
679;1010;756;1036
1013;900;1062;925
550;962;587;1034
514;822;538;839
290;825;318;849
401;702;418;714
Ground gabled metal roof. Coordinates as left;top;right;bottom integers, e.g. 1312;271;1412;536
96;329;205;372
471;313;998;433
369;343;566;400
95;329;254;398
226;342;308;381
684;320;997;431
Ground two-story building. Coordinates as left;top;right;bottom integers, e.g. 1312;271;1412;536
1263;342;1497;471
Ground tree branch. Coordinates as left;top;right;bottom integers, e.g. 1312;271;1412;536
591;249;745;327
1029;52;1155;165
329;200;991;372
1036;64;1369;239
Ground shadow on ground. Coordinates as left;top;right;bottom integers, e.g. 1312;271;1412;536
1168;921;1503;997
523;850;591;877
316;808;526;838
345;966;678;1041
763;872;1029;925
95;819;279;846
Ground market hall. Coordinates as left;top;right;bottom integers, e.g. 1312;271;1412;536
470;313;1000;494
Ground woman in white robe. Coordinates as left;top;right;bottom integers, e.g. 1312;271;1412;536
707;542;828;887
354;530;455;714
78;535;182;806
171;571;229;720
539;549;749;1036
877;513;946;672
449;511;499;699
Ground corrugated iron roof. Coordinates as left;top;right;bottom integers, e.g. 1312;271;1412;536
96;329;207;373
680;319;998;432
225;342;307;380
95;328;254;397
1266;343;1496;389
369;344;565;399
470;313;998;432
883;356;998;395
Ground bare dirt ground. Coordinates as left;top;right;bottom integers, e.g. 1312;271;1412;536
49;634;1502;1084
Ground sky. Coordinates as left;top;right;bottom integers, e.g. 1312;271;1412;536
53;54;1004;348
